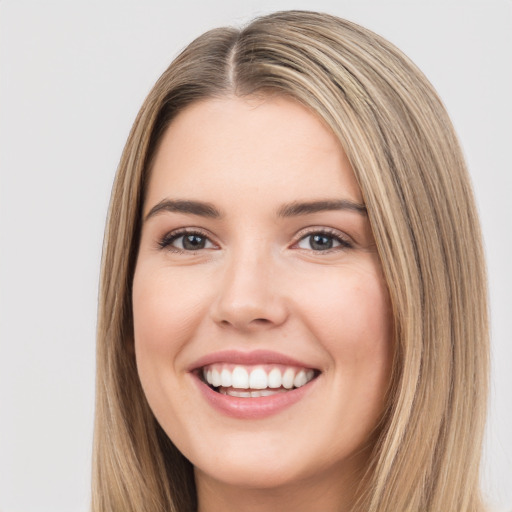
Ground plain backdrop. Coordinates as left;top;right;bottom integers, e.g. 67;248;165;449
0;1;511;511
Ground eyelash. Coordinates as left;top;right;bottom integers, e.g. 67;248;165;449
293;227;353;253
158;228;214;254
157;227;353;254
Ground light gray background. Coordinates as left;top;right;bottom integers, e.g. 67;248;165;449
1;1;510;511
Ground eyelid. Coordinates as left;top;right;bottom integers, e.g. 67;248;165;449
291;226;353;251
156;225;353;254
158;227;219;253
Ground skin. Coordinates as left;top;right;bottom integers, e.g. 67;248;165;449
132;95;393;512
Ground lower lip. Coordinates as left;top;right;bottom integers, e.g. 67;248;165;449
192;374;318;419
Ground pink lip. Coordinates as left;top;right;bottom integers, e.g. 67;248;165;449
191;373;318;419
188;350;320;419
188;349;316;372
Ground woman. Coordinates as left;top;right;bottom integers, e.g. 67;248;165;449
92;10;489;512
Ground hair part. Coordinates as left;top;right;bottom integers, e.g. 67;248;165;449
93;10;488;512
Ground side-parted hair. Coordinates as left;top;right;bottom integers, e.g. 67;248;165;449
92;11;489;512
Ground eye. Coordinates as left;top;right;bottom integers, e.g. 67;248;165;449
159;230;216;252
296;230;352;252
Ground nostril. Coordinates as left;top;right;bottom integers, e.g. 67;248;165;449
219;318;271;328
211;294;289;329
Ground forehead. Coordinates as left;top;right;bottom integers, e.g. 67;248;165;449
145;95;362;213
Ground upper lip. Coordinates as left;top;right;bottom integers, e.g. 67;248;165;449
188;349;319;372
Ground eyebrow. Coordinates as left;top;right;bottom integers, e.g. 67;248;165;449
144;197;367;222
277;199;367;217
145;199;222;221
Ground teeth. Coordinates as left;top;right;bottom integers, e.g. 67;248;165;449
226;389;252;398
202;363;316;392
220;368;232;387
268;367;282;388
293;370;307;388
221;388;289;397
211;368;221;387
231;366;249;389
282;368;295;389
249;368;268;389
259;388;287;396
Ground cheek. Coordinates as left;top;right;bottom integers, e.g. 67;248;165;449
294;263;393;396
132;264;208;358
131;265;206;427
297;265;391;348
131;264;207;428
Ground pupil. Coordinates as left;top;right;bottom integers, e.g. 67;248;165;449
183;234;206;250
311;234;332;250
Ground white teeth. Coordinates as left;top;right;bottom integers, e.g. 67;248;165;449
231;366;249;389
282;368;295;389
225;388;288;397
249;368;268;389
220;368;232;387
202;363;317;393
293;369;307;388
259;388;287;396
268;368;282;388
227;389;252;397
211;368;221;387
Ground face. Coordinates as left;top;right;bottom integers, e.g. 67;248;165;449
133;96;393;500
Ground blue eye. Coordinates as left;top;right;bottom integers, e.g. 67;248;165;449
296;231;350;251
159;231;215;252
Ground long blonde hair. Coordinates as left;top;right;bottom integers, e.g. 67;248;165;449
92;11;489;512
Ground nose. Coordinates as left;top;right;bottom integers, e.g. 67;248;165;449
210;247;289;331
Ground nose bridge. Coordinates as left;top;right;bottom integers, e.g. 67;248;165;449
212;238;287;329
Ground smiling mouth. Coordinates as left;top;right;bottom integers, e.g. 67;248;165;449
200;363;319;397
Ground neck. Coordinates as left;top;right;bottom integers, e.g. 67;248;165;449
195;462;366;512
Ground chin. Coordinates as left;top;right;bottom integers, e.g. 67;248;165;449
194;454;310;490
187;427;363;492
